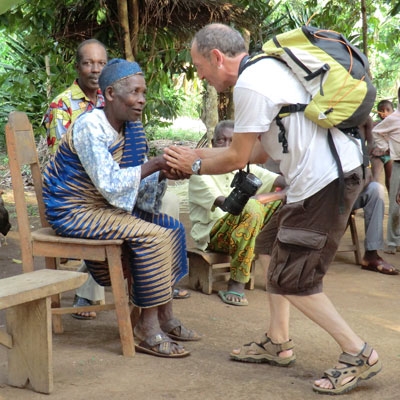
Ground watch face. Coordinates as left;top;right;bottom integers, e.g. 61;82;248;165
192;160;201;173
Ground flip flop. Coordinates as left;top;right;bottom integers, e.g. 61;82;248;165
72;295;96;320
173;287;191;299
218;290;248;306
361;258;399;275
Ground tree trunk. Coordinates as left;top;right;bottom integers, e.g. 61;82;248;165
117;0;134;61
201;85;219;147
361;0;368;57
129;0;139;59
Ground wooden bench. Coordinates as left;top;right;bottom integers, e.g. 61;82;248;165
0;269;87;394
187;248;256;294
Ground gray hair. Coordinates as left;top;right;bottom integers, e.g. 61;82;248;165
192;23;246;58
214;119;234;139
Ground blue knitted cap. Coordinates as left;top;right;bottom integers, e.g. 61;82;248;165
99;58;143;93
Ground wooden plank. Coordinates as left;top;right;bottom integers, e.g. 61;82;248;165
33;241;107;261
51;303;115;315
0;270;87;310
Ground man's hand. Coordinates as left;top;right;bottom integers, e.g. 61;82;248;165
160;168;190;181
370;146;386;157
164;146;199;175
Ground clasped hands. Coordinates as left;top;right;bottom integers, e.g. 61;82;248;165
163;145;200;177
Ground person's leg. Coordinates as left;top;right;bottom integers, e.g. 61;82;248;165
133;303;188;357
266;169;381;392
370;156;383;183
230;293;294;365
355;182;399;274
73;262;105;319
385;161;400;252
357;181;385;252
161;190;191;299
75;262;105;301
256;254;271;290
255;206;281;290
286;292;380;392
239;168;380;392
384;159;392;193
208;199;279;305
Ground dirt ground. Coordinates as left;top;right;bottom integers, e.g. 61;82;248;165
1;189;400;400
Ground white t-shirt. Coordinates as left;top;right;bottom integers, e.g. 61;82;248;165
234;58;363;203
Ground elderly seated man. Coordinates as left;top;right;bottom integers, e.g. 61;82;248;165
42;58;200;358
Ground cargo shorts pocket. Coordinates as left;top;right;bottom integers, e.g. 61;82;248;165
268;226;328;293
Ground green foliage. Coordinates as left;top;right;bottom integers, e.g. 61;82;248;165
2;0;400;151
0;30;77;146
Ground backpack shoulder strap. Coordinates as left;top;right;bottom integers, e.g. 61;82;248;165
238;53;284;77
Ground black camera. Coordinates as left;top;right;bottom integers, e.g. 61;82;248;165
221;169;262;215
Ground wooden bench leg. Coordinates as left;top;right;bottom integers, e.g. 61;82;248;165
188;254;213;294
45;257;64;334
6;297;53;394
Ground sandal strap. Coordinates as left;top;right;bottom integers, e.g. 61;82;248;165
259;334;295;355
142;332;170;347
338;343;373;367
161;317;181;333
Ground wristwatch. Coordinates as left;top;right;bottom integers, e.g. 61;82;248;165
191;159;202;175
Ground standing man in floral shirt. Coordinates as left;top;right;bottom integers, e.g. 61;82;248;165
43;38;107;154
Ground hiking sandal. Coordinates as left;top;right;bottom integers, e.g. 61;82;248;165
312;343;382;395
230;333;296;367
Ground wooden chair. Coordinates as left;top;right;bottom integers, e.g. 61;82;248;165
5;111;135;357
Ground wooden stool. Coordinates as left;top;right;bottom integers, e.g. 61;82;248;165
337;211;362;265
187;248;256;294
